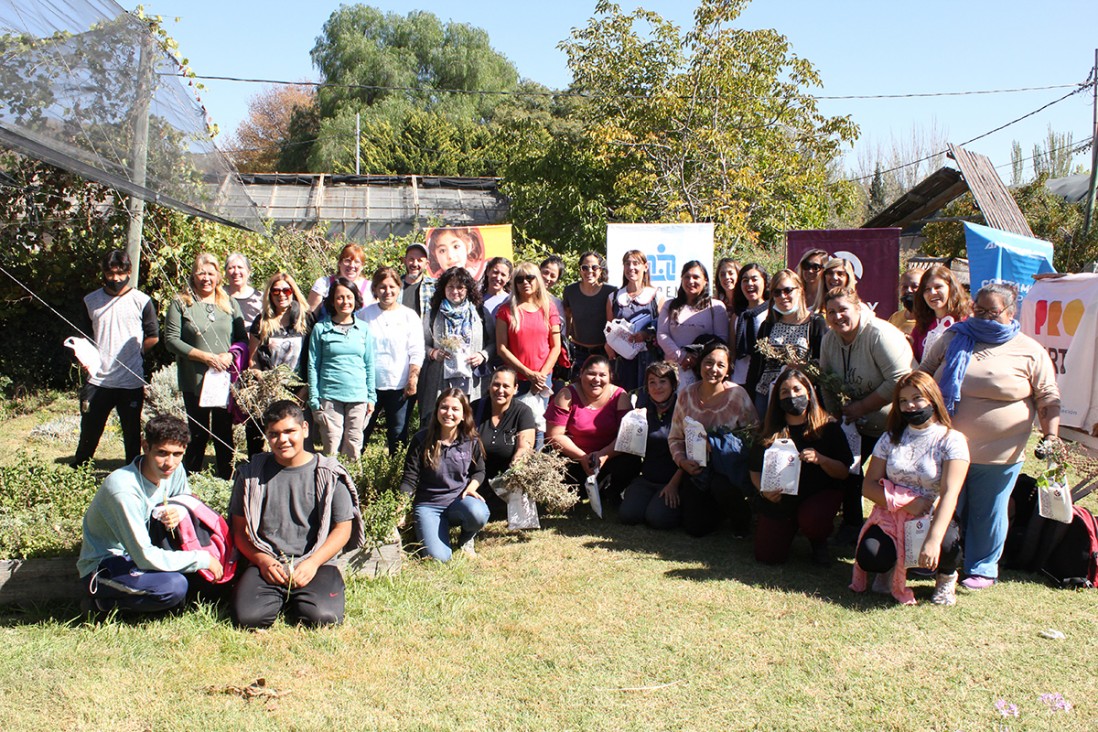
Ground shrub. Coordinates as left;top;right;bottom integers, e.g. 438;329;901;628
0;457;100;559
340;445;410;548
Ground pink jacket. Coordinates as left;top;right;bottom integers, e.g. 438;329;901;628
849;478;924;605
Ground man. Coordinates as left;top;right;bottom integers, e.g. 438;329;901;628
72;249;159;467
401;242;435;318
78;415;224;614
230;400;365;628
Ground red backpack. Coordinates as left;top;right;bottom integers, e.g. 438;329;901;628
155;495;239;584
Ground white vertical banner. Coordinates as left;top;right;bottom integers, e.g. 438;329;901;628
606;223;715;302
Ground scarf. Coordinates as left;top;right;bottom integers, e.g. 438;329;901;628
439;297;476;345
939;317;1021;415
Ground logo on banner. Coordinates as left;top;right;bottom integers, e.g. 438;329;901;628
1032;298;1086;374
650;244;677;283
833;251;864;279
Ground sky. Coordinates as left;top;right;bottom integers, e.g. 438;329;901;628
138;0;1098;180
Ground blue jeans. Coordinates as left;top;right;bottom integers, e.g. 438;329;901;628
957;462;1023;578
414;496;490;562
83;556;189;613
363;388;413;453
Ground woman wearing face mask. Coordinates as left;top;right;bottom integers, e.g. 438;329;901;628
920;283;1059;591
744;269;826;418
421;267;495;420
749;368;851;565
888;267;923;337
910;264;971;362
618;361;685;530
851;372;969;605
668;341;759;537
224;252;264;330
730;263;769;385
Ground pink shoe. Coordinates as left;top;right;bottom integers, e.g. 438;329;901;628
961;575;995;591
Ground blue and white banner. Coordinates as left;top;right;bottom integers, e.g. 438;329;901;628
606;223;714;302
964;222;1055;303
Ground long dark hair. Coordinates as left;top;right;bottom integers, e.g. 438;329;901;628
480;256;513;297
761;368;831;446
732;262;769;315
885;371;952;444
668;260;713;322
430;266;483;316
423;388;482;470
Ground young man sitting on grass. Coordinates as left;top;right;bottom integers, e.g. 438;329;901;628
229;400;365;629
78;415;224;614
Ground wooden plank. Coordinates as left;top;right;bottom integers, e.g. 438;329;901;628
949;144;1034;236
0;558;81;605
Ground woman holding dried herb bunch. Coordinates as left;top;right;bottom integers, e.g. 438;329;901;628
477;367;536;519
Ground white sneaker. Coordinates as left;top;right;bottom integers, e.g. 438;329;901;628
871;569;893;594
458;538;477;558
931;572;958;606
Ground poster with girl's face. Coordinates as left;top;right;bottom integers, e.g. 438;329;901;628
424;224;513;280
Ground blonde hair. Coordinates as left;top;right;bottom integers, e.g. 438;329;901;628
179;252;232;313
256;273;308;341
506;262;554;333
769;269;809;322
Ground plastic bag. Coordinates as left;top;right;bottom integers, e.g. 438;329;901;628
584;469;604;518
760;438;801;495
684;416;707;467
516;390;549;432
1038;476;1073;524
64;336;101;377
604;319;645;360
903;515;932;568
840;420;862;475
443;348;473;380
490;477;540;530
614;408;648;457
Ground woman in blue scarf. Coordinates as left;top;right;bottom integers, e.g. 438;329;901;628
420;267;495;420
920;283;1060;591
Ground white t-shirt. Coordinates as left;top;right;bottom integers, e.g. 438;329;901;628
872;422;969;499
356;303;426;390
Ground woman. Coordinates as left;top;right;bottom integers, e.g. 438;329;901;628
657;261;729;392
563;251;616;379
306;243;374;313
796;248;829;308
910;264;971;361
545;355;634;507
618;361;684;530
245;272;313;456
495;262;562;397
477;367;536;519
852;372;969;605
306;277;377;458
400;388;489;561
715;258;740;312
480;256;513;316
427;227;486;281
421;267;495;419
359;266;425;453
164;252;247;479
887;267;922;337
224;252;264;330
819;287;915;540
668;342;759;537
605;250;662;391
812;258;858;313
745;269;826;418
730;263;769;385
749;368;851;565
920;283;1060;590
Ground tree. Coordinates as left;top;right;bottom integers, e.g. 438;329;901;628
223;84;316;172
1031;125;1077;180
868;164;888;217
853;121;950;215
558;0;859;254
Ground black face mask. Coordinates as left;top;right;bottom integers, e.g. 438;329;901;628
899;405;934;426
900;293;915;311
102;278;126;295
779;395;809;416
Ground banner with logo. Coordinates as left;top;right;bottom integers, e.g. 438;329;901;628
423;224;513;281
1020;274;1098;431
786;229;900;318
606;223;715;302
965;222;1055;305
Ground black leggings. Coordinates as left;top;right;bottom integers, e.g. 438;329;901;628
855;521;961;574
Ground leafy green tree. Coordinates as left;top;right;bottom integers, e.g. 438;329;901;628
868;164;888;216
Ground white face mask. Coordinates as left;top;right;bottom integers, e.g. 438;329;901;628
773;303;797;316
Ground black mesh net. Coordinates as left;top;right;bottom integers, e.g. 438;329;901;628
0;0;261;231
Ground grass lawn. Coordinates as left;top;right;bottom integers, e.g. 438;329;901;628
1;396;1096;730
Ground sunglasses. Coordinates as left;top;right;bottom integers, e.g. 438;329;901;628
772;286;798;297
802;263;823;273
515;274;538;284
580;264;601;272
270;287;293;296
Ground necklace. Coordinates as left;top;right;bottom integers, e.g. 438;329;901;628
204;303;215;322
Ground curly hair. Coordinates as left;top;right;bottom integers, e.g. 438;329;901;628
430;266;483;315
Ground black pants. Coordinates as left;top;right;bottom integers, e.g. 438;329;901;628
842;433;882;528
680;469;752;537
231;563;346;629
564;454;640;511
73;384;144;466
855;521;961;574
182;391;235;479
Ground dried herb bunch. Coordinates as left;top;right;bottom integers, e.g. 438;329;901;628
754;340;863;414
497;449;577;515
232;366;304;418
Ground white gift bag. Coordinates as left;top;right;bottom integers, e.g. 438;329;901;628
516;390;549;432
684;417;708;467
443;348;473;380
903;515;932;568
1038;477;1074;524
64;336;102;377
614;408;648;457
198;368;231;408
760;438;801;496
490;477;540;530
584;470;604;518
604;319;645;360
840;420;862;475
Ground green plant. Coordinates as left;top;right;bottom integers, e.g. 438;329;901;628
187;471;233;518
0;456;100;559
340;444;410;547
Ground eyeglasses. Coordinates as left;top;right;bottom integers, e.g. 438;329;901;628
339;258;362;267
973;306;1007;319
270;287;293;296
802;263;823;273
515;274;538;284
580;264;601;272
772;286;798;297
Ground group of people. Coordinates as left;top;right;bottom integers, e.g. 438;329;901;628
75;241;1060;625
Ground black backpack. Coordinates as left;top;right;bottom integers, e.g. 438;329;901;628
1007;474;1098;589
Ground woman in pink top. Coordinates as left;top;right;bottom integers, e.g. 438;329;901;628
910;264;971;361
495;262;562;396
668;342;759;537
546;355;633;508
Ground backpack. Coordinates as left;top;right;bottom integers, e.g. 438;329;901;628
150;495;238;584
1008;474;1098;589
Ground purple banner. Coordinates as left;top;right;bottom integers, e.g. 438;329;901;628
786;228;901;319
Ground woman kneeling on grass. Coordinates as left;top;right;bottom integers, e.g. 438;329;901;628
749;368;851;566
851;371;969;606
400;388;489;561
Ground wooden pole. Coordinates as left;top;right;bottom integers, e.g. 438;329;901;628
125;32;155;287
1083;49;1098;239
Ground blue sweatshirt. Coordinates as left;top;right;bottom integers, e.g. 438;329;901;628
307;315;377;410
